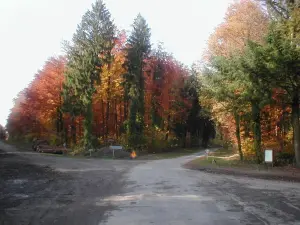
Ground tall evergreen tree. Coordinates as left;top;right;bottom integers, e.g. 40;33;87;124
63;0;115;150
123;14;151;148
202;56;247;161
239;42;273;163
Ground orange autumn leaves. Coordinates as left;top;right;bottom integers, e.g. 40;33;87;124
7;34;189;142
206;0;268;59
7;57;66;139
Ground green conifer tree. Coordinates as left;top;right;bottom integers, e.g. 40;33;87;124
123;14;151;148
63;0;115;150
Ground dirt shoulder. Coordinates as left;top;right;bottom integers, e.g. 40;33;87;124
183;148;300;183
184;157;300;183
0;142;140;225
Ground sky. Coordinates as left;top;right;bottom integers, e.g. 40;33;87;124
0;0;234;127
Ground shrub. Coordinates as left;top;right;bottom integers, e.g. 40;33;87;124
275;151;295;166
242;138;256;160
69;143;85;156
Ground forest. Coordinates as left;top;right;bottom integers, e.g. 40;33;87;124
6;0;300;165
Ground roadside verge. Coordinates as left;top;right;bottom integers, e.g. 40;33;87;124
184;149;300;183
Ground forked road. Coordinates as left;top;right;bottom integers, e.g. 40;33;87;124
101;154;300;225
1;142;300;225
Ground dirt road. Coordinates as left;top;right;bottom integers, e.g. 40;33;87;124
100;153;300;225
1;142;300;225
0;142;140;225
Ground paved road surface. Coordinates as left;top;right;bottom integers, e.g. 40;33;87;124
1;142;300;225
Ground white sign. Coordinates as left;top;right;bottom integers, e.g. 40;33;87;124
265;149;273;163
110;146;123;150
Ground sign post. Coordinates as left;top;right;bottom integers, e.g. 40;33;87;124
110;145;123;158
205;149;210;159
264;149;273;168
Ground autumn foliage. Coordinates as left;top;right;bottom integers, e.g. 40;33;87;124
7;34;197;150
7;57;66;142
203;0;300;164
7;0;298;164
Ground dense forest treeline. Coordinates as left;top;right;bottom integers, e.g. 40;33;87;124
6;0;300;165
201;0;300;165
6;1;215;152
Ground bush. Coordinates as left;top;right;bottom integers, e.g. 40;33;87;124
143;126;173;153
211;138;232;149
69;144;85;156
242;138;256;160
275;151;295;166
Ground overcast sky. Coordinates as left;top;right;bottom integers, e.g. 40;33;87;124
0;0;234;126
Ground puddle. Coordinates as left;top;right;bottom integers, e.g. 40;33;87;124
96;193;214;206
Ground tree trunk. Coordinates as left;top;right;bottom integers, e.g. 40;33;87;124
78;118;82;139
71;114;76;145
267;112;272;139
251;102;262;164
101;100;105;138
64;126;68;147
105;62;113;138
164;114;171;141
106;75;111;138
243;115;250;138
56;107;63;136
292;91;300;166
124;99;128;121
115;100;118;138
106;99;110;138
202;121;210;148
83;101;93;150
234;112;243;161
218;122;223;140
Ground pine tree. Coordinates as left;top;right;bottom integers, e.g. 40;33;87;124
202;56;247;161
239;42;273;163
63;0;115;150
123;14;151;148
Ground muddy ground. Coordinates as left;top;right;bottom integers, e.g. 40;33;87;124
0;143;140;225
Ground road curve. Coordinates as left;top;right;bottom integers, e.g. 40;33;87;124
101;152;300;225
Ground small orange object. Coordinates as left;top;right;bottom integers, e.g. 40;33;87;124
131;150;137;159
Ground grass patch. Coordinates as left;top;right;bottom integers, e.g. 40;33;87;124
4;140;32;151
187;148;264;169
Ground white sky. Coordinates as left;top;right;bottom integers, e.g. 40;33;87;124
0;0;233;127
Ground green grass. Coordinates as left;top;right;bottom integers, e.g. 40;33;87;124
187;148;268;170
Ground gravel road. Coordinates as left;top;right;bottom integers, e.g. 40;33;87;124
1;142;300;225
101;154;300;225
0;142;140;225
